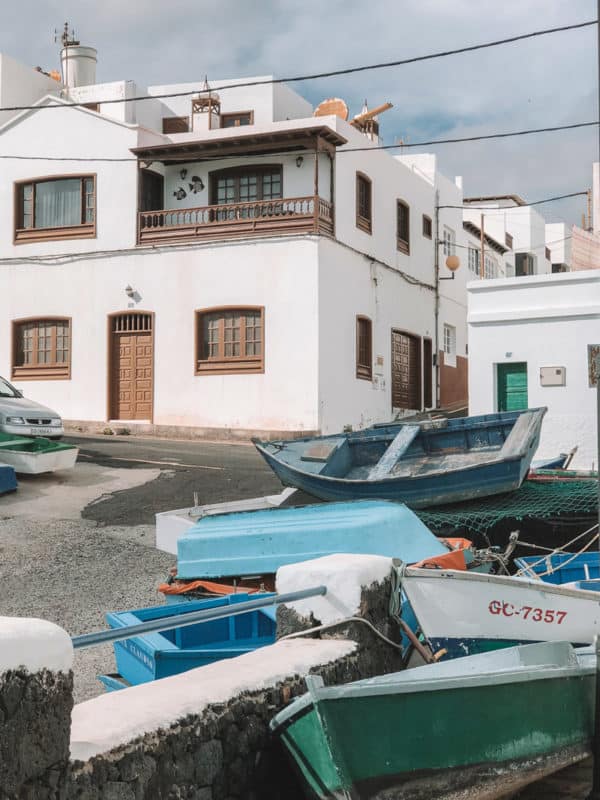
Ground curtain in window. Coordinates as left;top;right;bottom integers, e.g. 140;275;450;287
35;179;81;229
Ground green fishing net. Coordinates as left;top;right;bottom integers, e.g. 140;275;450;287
416;479;598;537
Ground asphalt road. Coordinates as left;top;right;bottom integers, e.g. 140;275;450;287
65;434;285;526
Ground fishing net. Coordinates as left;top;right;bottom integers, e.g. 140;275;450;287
416;479;598;538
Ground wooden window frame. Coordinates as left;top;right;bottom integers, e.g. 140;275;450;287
12;317;72;381
422;214;432;239
356;315;373;381
209;165;283;205
355;172;372;234
162;116;190;134
220;110;254;128
396;200;410;254
14;174;96;245
195;306;265;376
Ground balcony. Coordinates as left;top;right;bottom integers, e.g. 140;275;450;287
132;124;346;247
138;196;333;245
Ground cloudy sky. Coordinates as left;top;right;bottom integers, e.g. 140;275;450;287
1;0;597;225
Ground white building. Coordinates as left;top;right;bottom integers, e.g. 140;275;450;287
468;271;599;468
0;42;467;438
545;222;571;273
464;195;551;278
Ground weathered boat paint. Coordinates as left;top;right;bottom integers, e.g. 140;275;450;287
403;567;600;657
254;409;546;508
271;641;594;799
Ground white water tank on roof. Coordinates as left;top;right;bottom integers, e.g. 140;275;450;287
60;44;97;88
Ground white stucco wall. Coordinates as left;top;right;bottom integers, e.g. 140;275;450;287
317;237;436;433
0;101;141;258
0;238;321;432
468;271;600;468
546;222;571;267
0;53;61;127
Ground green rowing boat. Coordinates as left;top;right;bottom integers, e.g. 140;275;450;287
271;641;594;799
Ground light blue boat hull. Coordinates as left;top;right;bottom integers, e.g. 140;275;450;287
254;409;546;509
176;500;448;579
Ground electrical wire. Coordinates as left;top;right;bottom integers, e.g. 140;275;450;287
0;19;595;114
438;190;589;210
1;120;598;164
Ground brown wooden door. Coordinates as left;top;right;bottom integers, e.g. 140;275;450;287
391;330;421;411
110;314;153;420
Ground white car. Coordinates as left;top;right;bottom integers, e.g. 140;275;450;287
0;375;64;438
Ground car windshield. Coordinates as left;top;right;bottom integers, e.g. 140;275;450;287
0;376;19;398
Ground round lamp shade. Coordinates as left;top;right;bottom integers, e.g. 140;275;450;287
445;255;460;272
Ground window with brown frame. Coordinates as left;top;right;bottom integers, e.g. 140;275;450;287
209;165;282;205
422;214;432;239
220;111;254;128
356;173;372;233
397;200;410;254
196;307;264;375
162;116;190;134
15;176;95;244
356;316;372;380
12;318;71;380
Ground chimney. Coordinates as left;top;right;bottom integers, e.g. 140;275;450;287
59;23;97;88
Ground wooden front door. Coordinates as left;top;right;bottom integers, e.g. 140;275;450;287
109;313;153;420
391;330;421;411
497;362;528;412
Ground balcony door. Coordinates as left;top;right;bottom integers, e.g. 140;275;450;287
210;166;282;206
141;170;164;212
109;313;154;421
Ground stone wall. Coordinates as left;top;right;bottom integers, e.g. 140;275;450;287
0;669;73;800
1;561;400;800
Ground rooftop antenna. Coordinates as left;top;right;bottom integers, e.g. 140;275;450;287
54;22;79;91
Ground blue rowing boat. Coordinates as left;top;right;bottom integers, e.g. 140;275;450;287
98;593;277;691
253;409;546;508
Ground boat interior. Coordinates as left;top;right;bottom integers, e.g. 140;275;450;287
270;411;541;481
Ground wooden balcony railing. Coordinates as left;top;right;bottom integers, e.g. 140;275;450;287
138;196;334;244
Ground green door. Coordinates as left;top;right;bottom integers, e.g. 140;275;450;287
497;362;528;412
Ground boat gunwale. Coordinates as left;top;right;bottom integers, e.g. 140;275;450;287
270;647;595;731
404;566;600;602
253;440;527;486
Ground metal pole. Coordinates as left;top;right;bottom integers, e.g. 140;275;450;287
597;355;600;551
434;190;440;408
72;585;327;650
587;634;600;800
479;213;485;279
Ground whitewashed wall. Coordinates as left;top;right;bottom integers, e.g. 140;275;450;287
468;271;600;468
0;102;141;258
0;238;321;432
0;53;61;127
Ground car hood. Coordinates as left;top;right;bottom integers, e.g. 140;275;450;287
0;396;60;418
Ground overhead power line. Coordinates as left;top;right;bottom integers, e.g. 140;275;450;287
0;19;595;113
1;118;598;164
438;190;589;210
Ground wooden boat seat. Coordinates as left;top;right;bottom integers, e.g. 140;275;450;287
368;425;420;480
499;411;537;459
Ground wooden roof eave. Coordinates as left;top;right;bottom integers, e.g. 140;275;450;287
463;221;508;255
131;126;347;165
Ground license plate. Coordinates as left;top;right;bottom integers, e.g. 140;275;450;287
31;427;54;435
